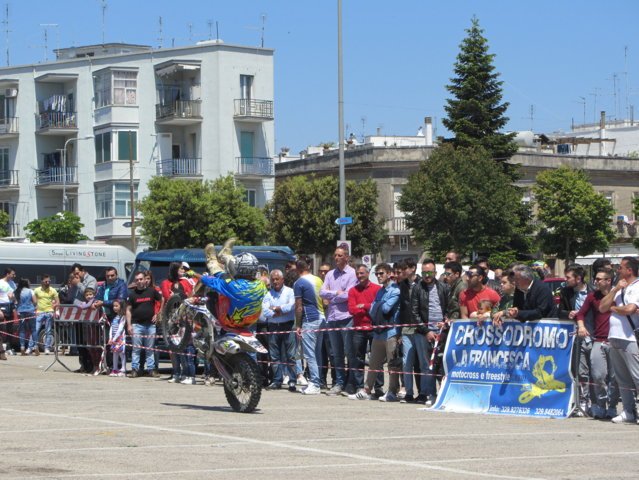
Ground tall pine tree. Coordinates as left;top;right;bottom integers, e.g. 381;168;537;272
443;17;517;178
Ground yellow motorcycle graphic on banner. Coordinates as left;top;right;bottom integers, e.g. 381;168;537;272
518;355;566;404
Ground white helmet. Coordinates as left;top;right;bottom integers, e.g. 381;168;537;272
234;252;259;279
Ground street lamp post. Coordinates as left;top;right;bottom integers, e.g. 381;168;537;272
61;135;94;211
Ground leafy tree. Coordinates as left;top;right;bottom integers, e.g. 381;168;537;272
266;176;386;258
0;210;9;237
397;144;527;260
443;17;518;178
533;166;615;262
25;211;89;243
138;175;267;249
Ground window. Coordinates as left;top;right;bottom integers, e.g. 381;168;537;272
113;71;137;105
95;184;112;219
399;235;409;252
94;70;138;108
95;183;138;219
94;132;112;164
0;147;8;172
244;189;256;207
240;75;253;100
118;131;137;161
115;183;137;217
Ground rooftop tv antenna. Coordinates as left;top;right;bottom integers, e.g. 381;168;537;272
100;0;107;44
188;23;193;43
157;16;163;48
207;19;213;40
1;4;10;66
39;23;58;62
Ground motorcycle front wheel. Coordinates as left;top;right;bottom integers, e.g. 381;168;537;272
223;353;262;413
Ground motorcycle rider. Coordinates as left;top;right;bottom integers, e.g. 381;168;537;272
191;239;268;332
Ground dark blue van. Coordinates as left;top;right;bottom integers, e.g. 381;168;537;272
130;245;296;283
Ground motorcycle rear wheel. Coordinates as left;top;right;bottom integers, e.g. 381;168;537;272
223;353;262;413
161;294;192;353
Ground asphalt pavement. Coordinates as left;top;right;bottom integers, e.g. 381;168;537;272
0;354;636;480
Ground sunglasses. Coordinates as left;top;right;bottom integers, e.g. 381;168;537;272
319;270;330;274
375;271;386;276
594;277;610;282
466;272;479;277
422;271;436;277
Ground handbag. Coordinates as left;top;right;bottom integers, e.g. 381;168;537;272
620;288;639;344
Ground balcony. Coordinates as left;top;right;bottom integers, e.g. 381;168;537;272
155;100;202;125
385;217;411;235
0;170;19;191
156;158;202;178
235;157;274;177
234;99;274;122
36;112;78;135
35;167;78;189
0;117;18;137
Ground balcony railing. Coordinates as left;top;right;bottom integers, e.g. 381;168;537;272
0;170;18;187
156;158;202;177
234;99;274;120
155;100;202;120
35;167;78;186
36;112;77;130
236;157;274;176
386;217;410;234
0;117;18;134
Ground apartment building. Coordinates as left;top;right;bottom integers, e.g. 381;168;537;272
0;41;275;250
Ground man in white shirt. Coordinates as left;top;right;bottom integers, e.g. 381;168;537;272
0;268;15;359
261;269;297;392
600;256;639;424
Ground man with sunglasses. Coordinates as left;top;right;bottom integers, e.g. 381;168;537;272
405;259;449;405
459;265;500;319
442;261;466;320
575;268;619;419
599;256;639;424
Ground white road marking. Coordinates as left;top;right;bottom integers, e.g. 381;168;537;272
0;407;545;480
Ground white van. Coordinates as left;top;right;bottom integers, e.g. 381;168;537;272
0;241;135;286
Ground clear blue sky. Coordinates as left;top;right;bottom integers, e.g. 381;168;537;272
5;0;639;154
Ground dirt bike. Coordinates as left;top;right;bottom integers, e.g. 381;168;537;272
161;293;266;413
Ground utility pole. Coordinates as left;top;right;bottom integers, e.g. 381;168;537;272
337;0;346;242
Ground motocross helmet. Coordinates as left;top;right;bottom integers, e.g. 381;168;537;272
234;252;259;279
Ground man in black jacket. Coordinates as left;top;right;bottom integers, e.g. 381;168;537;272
558;264;594;416
404;259;449;405
493;264;555;327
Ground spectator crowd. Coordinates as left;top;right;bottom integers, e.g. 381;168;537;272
1;250;639;425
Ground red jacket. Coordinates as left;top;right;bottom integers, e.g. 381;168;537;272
348;281;381;329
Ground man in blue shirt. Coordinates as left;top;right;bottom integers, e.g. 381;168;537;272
261;269;297;392
294;259;326;395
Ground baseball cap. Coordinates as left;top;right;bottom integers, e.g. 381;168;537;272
181;261;190;269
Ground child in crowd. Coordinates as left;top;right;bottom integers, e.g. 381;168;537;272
108;299;126;377
470;299;495;324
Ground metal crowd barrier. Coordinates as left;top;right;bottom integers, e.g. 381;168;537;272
44;305;107;373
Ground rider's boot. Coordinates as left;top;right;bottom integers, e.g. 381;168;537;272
218;237;237;276
205;243;224;275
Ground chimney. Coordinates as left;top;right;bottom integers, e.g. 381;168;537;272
424;116;433;146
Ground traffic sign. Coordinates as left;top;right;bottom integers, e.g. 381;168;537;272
335;216;353;225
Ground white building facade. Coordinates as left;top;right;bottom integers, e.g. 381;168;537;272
0;42;275;250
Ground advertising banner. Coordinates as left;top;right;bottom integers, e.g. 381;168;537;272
432;319;576;418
